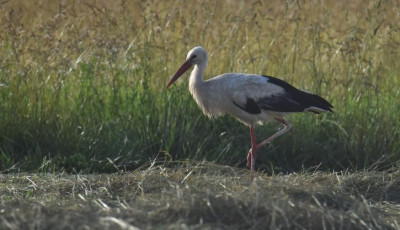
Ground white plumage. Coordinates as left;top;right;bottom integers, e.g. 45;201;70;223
166;46;333;181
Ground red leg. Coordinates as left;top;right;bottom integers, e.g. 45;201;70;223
247;126;257;182
246;118;292;179
255;118;292;150
246;126;257;169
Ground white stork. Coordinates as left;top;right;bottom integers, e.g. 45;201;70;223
165;46;333;181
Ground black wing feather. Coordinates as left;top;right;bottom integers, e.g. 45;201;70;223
233;98;261;114
258;75;333;113
232;75;333;115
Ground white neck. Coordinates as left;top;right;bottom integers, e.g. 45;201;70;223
189;59;208;92
187;58;226;119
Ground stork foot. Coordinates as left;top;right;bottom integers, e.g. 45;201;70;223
246;149;257;169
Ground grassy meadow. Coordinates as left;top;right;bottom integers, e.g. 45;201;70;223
0;0;399;172
0;0;400;229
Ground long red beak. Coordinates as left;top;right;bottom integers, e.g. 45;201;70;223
165;60;193;89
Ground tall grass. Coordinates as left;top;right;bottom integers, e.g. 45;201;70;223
0;0;399;173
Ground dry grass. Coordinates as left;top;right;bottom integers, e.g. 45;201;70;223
1;161;399;229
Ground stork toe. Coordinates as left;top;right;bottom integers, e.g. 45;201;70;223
246;149;257;169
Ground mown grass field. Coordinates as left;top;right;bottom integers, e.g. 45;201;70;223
1;162;400;229
0;0;400;229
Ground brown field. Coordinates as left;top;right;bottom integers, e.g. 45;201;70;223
1;161;400;229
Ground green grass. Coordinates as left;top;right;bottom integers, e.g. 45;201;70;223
0;0;399;174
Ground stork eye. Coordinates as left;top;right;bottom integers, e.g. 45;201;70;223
192;55;197;59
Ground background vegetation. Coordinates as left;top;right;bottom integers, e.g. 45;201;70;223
0;0;399;174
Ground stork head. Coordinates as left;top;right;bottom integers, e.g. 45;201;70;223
165;46;208;89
